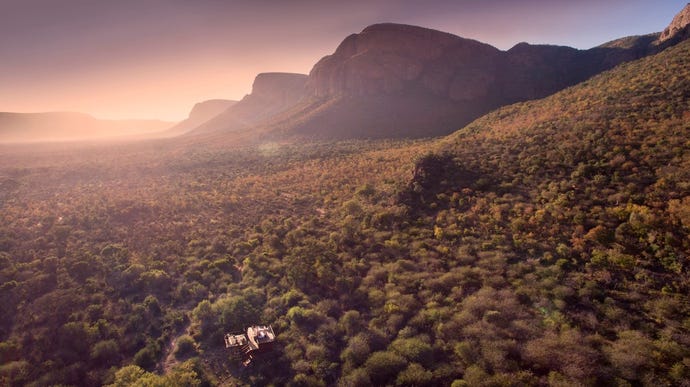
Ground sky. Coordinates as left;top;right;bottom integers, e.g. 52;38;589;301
1;0;687;121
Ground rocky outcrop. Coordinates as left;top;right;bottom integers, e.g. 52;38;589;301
660;3;690;41
250;73;308;104
306;23;653;109
295;23;643;139
308;23;501;101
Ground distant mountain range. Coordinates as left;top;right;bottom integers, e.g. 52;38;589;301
181;3;690;142
0;112;172;143
3;5;689;143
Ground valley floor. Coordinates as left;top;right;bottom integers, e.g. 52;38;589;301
1;130;688;386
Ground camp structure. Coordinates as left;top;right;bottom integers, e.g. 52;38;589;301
224;325;276;366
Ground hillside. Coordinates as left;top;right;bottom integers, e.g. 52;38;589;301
399;31;690;386
187;73;308;136
1;23;689;387
0;112;173;143
166;100;237;136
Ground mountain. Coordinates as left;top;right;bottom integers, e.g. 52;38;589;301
660;3;690;42
2;7;690;387
0;112;173;143
409;30;690;206
393;34;690;386
306;23;611;105
3;29;689;387
295;19;688;139
187;73;308;136
185;7;690;142
166;99;237;135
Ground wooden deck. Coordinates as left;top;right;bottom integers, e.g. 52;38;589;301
224;325;275;366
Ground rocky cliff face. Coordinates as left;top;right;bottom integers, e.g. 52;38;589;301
306;22;661;108
298;23;642;139
308;23;501;100
660;3;690;41
184;5;690;141
250;73;308;104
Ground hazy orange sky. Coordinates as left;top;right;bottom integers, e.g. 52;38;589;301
1;0;686;121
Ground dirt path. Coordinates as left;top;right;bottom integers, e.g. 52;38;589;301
158;320;192;374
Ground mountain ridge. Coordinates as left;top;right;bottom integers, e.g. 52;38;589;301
183;5;690;142
167;99;237;136
187;72;308;136
390;34;690;386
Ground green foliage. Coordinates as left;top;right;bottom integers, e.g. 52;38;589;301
107;362;203;387
0;360;30;386
605;331;655;381
90;339;120;365
286;306;322;328
396;363;434;386
174;335;198;359
389;336;433;366
108;365;147;387
364;351;407;385
133;343;159;371
340;334;371;370
2;38;690;386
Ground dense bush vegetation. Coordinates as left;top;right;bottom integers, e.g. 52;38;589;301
1;35;689;387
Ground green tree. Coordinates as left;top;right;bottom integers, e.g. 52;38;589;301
364;351;407;385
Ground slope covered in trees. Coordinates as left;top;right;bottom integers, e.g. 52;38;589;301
399;34;690;385
1;18;690;387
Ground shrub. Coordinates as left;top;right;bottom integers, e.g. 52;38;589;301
133;345;158;371
90;339;120;365
174;335;198;359
390;336;433;366
364;351;407;385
